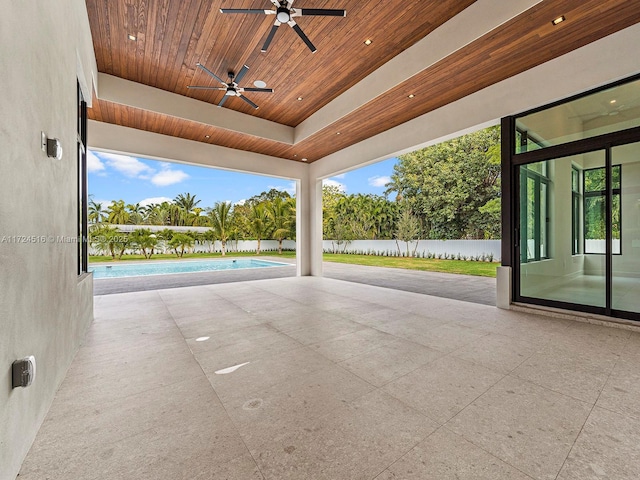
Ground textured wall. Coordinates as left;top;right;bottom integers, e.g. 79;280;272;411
0;1;96;478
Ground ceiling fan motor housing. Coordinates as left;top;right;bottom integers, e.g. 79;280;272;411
277;7;291;23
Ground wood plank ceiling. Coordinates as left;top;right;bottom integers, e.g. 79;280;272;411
86;0;640;163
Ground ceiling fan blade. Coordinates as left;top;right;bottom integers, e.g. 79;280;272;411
298;9;346;17
219;9;273;14
289;21;316;53
218;95;230;107
242;87;274;93
234;65;250;85
195;63;227;85
238;94;259;109
261;22;281;52
187;86;227;90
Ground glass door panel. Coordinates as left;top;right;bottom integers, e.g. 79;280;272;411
519;152;606;308
612;143;640;314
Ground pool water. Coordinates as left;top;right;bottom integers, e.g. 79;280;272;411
90;258;291;279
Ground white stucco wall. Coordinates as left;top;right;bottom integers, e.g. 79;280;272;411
0;1;96;478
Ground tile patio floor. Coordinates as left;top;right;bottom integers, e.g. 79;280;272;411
18;277;640;479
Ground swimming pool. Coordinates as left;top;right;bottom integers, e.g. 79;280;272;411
90;258;291;279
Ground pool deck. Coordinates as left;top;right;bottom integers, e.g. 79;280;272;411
93;257;497;306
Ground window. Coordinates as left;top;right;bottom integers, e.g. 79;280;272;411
583;165;621;254
519;162;550;262
78;82;88;274
571;166;581;254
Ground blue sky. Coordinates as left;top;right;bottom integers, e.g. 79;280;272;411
88;150;397;209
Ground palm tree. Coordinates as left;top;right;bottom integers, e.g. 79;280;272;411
107;200;130;225
88;198;107;225
129;228;157;259
144;203;170;226
249;203;270;254
168;233;194;258
267;197;293;254
174;193;201;213
208;201;233;256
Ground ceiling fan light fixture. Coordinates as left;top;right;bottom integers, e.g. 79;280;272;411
277;7;290;23
552;15;565;26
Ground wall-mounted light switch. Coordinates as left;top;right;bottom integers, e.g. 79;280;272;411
12;356;36;388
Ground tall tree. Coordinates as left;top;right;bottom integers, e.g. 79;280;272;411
88;198;107;225
249;203;270;254
267;197;293;254
174;193;201;214
386;126;501;239
208;201;233;255
107;200;130;225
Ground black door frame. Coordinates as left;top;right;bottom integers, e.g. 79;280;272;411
502;75;640;322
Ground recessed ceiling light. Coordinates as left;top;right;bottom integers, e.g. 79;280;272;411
301;158;308;162
552;15;565;26
364;39;372;46
336;132;341;135
297;96;303;101
408;94;415;99
196;336;210;342
610;99;617;104
294;154;298;157
253;80;267;88
205;135;210;139
128;34;137;41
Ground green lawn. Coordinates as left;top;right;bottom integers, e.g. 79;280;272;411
323;254;497;277
90;250;496;277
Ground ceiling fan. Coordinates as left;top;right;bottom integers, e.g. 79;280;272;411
187;63;273;109
220;0;346;53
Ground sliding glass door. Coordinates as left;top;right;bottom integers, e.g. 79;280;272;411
518;152;606;309
612;142;640;315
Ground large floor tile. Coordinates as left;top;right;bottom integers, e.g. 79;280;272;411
448;375;592;480
557;407;640;480
188;324;302;372
511;343;617;403
225;365;374;450
205;346;335;402
339;339;443;387
252;390;438;480
383;355;504;424
451;332;541;374
596;354;640;419
309;327;398;362
379;427;533;480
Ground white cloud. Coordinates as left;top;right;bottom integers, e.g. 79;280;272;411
235;199;247;206
151;164;189;186
87;150;106;174
368;175;391;188
268;181;297;196
139;197;173;207
332;173;346;179
323;179;346;192
96;152;154;178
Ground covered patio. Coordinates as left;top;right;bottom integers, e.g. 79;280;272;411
3;1;640;479
19;277;640;479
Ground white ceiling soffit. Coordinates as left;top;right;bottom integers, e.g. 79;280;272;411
88;120;307;180
97;73;295;145
310;23;640;180
95;0;542;146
